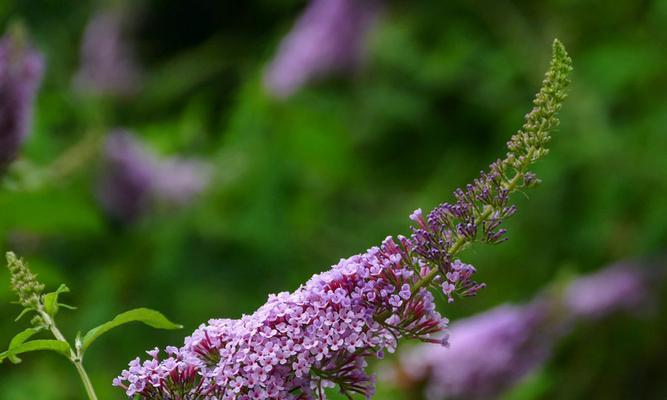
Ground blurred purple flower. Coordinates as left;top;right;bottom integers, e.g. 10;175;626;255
264;0;381;98
153;158;211;207
97;131;210;223
392;262;651;399
74;9;141;96
0;30;44;169
97;131;157;223
399;303;552;400
564;263;648;320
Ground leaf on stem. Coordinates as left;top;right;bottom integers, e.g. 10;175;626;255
81;308;182;352
3;327;42;363
0;339;70;364
43;284;71;317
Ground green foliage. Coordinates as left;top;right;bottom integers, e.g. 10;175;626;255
0;0;666;399
2;253;181;399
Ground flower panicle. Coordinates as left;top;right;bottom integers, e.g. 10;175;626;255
97;131;211;223
408;39;572;301
263;0;380;98
6;251;44;309
0;27;45;170
114;236;447;399
114;41;572;400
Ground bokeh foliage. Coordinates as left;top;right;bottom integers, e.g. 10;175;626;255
0;0;666;399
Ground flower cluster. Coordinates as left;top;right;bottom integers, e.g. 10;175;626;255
390;262;651;400
0;29;44;170
6;252;44;309
563;262;649;320
264;0;380;98
97;132;155;222
402;40;573;302
409;209;487;302
97;131;210;223
115;40;572;399
73;8;141;96
115;236;450;398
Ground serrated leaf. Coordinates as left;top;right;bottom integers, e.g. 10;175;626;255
81;308;182;352
0;340;70;364
43;284;70;317
5;328;41;363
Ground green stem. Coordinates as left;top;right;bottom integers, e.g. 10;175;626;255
40;310;99;400
72;360;99;400
410;147;537;297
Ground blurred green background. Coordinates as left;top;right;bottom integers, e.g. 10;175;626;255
1;0;666;399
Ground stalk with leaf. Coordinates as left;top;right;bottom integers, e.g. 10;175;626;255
1;252;182;400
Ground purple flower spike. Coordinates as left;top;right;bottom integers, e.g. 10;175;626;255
97;131;210;223
115;236;449;399
97;131;158;223
564;263;648;320
153;158;211;207
0;30;44;170
399;303;551;400
264;0;381;98
73;9;141;96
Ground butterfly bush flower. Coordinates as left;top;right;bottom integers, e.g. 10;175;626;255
97;132;156;222
563;262;649;320
264;0;381;98
391;262;650;400
115;236;447;398
97;131;210;223
0;30;44;170
73;9;141;96
397;303;552;400
115;41;572;399
153;159;211;207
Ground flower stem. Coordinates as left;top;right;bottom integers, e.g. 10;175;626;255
73;360;99;400
40;310;99;400
411;145;537;295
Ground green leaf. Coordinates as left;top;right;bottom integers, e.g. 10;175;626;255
0;340;70;364
81;308;182;352
43;284;70;317
14;307;34;322
5;328;41;363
